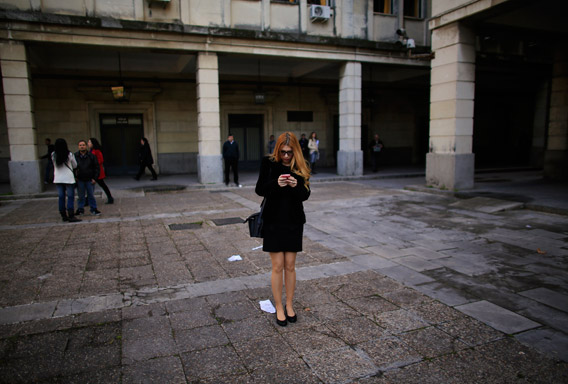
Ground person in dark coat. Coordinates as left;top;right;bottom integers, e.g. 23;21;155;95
74;140;101;216
369;133;384;172
255;132;311;327
222;134;241;187
299;133;309;160
135;137;158;181
40;138;55;184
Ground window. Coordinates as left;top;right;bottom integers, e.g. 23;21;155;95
271;0;298;4
307;0;327;5
374;0;393;14
287;111;313;122
404;0;421;18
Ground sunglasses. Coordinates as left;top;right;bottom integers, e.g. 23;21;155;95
280;150;294;157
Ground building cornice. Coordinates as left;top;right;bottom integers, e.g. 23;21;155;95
0;8;430;66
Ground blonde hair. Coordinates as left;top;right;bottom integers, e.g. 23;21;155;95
269;132;310;189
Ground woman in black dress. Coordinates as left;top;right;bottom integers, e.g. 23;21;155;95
255;132;311;326
134;137;158;181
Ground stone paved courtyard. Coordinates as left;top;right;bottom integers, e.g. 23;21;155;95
0;179;567;383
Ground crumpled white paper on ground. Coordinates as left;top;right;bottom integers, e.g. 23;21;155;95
259;299;276;313
227;255;242;262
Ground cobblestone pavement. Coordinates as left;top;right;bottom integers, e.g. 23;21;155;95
0;178;567;383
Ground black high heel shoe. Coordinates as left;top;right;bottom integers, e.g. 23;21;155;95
276;308;287;327
285;306;297;323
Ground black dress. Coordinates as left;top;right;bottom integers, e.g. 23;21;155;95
255;157;311;252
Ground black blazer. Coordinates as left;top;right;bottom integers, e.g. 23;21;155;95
255;157;310;225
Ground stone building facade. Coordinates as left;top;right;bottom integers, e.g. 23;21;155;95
427;0;567;189
0;0;565;194
0;0;433;193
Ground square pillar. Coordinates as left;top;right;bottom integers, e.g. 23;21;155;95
196;52;223;184
426;22;476;190
544;45;568;180
337;61;363;176
1;41;42;194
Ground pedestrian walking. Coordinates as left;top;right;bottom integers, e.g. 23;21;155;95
267;134;276;155
308;131;319;174
223;134;241;187
135;137;158;181
52;138;81;223
299;133;309;160
88;138;114;204
255;132;311;327
40;138;55;184
74;140;101;216
369;133;384;172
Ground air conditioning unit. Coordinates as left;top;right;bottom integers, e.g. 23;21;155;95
310;5;331;22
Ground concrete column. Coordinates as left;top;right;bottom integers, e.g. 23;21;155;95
544;45;568;180
426;22;476;190
0;41;42;194
196;52;223;184
337;61;363;176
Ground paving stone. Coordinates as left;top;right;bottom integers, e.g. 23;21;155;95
393;255;443;272
213;300;257;322
240;360;322;384
343;296;399;319
62;366;122;384
350;254;398;270
456;300;541;334
515;328;568;362
308;301;360;322
122;356;186;384
365;245;414;259
357;336;422;371
181;345;247;380
399;327;468;358
174;324;229;352
375;309;429;334
378;265;435;286
435;316;504;347
381;288;434;308
408;301;465;325
281;325;346;355
379;361;454;384
324;316;387;345
122;302;167;320
233;334;297;370
303;346;378;383
222;316;276;343
518;287;568;313
0;302;57;325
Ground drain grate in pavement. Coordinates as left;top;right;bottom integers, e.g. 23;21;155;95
169;222;202;231
212;217;244;226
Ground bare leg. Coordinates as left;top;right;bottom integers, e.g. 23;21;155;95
270;252;286;321
284;252;297;317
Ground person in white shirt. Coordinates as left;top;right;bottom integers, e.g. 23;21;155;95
307;131;319;174
52;138;81;223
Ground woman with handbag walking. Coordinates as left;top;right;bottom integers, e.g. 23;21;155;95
52;138;81;223
255;132;311;326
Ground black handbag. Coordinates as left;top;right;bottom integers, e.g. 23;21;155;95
244;199;265;238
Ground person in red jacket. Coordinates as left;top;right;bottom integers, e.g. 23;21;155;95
88;138;114;204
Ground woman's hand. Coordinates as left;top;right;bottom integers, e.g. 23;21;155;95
277;175;298;188
277;175;288;187
286;176;298;188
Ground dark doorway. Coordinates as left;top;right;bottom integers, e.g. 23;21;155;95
228;114;264;170
100;114;144;175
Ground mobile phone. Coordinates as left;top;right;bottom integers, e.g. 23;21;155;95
281;174;290;178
